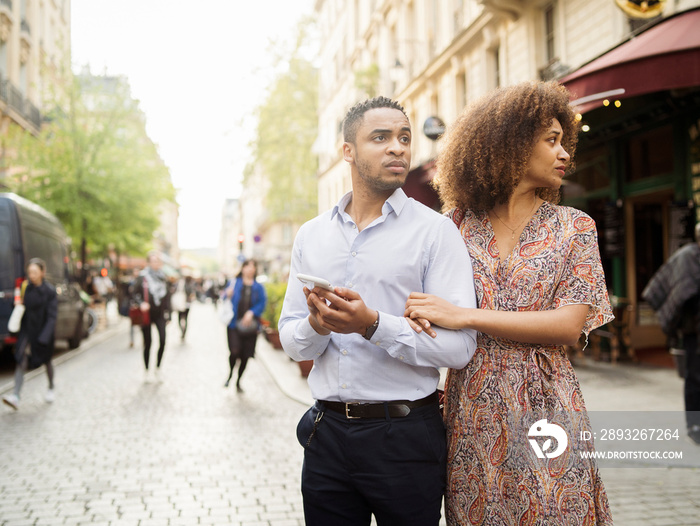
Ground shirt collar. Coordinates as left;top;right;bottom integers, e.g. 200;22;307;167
330;188;408;221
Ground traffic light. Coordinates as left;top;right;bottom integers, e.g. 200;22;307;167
237;234;245;252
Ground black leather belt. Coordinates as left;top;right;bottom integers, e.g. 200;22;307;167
318;392;439;419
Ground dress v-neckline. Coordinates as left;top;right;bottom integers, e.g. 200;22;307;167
485;203;544;264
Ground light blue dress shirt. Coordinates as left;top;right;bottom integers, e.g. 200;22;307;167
279;189;477;403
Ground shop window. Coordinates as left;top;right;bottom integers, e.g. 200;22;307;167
565;145;609;197
633;201;665;306
625;125;674;182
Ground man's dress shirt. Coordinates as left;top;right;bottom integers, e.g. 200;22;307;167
279;189;477;402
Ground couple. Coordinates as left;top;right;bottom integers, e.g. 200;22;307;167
279;83;614;525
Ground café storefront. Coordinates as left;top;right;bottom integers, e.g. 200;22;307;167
561;8;700;356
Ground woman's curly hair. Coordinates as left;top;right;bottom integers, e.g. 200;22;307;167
435;81;579;213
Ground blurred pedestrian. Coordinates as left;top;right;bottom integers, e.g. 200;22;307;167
403;81;614;524
132;252;170;382
3;258;58;410
171;275;196;341
643;222;700;445
279;97;477;525
222;259;266;392
126;268;141;348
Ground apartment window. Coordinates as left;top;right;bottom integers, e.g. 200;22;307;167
456;71;467;111
488;46;501;89
428;1;439;58
0;41;7;78
20;63;27;94
454;0;464;34
544;3;556;63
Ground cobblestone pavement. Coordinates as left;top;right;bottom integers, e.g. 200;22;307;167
2;302;700;525
0;304;308;526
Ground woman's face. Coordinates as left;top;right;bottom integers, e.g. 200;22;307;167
241;261;256;279
27;263;45;285
523;118;570;190
149;254;163;271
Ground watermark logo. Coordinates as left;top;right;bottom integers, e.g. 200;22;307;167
528;419;568;459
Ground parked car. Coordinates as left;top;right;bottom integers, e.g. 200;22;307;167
0;193;86;353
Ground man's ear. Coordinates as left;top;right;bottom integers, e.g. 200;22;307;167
342;142;355;164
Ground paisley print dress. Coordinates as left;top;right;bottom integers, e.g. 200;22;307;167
445;203;615;525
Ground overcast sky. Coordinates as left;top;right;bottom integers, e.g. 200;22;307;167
71;0;314;249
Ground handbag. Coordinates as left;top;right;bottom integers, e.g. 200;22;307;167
235;317;259;335
7;303;25;333
218;299;234;326
129;278;150;326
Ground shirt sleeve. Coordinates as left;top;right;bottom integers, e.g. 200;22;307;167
369;219;478;369
553;213;614;336
279;227;332;362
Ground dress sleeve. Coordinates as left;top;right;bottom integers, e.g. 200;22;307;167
553;212;614;336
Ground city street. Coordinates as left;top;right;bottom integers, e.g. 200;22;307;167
0;304;307;526
1;302;700;525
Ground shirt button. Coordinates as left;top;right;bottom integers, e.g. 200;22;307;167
346;282;353;288
351;251;357;257
352;224;357;229
342;384;347;389
342;349;348;355
375;341;381;346
399;356;404;361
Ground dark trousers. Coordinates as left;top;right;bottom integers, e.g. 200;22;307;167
142;315;167;369
684;333;700;428
296;400;446;526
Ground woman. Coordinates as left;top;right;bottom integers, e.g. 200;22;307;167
3;258;58;410
222;259;266;392
172;275;196;341
404;82;614;525
132;252;170;382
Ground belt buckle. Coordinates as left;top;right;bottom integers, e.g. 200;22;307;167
345;403;361;419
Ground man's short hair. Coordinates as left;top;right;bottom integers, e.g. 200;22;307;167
342;96;408;144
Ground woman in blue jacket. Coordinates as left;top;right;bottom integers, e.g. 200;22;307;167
222;259;266;392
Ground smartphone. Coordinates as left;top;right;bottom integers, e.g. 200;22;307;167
297;273;334;292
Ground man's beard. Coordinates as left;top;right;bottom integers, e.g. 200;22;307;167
356;158;405;192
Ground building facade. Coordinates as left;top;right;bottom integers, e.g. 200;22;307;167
313;0;700;356
0;0;70;147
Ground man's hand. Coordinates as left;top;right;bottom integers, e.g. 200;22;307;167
305;286;376;336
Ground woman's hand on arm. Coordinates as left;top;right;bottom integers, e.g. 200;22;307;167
405;292;590;346
404;292;469;330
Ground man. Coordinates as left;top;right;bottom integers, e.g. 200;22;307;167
279;96;478;525
643;222;700;445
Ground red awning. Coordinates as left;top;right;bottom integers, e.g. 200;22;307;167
561;8;700;113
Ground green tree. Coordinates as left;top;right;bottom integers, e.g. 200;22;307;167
6;73;175;272
246;19;318;224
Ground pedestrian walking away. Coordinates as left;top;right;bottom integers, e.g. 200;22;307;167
279;96;478;526
132;252;170;382
171;275;196;341
403;81;614;525
3;258;58;410
643;221;700;445
125;267;141;348
222;259;266;392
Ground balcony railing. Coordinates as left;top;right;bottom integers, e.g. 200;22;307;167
0;74;42;130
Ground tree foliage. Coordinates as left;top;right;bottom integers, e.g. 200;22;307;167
5;73;175;267
247;19;318;223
